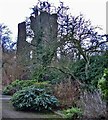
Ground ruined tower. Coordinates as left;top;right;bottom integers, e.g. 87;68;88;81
30;11;58;65
16;22;31;80
16;11;58;79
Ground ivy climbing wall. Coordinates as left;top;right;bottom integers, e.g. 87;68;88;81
16;11;58;80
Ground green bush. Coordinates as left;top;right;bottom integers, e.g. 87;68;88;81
98;68;108;101
62;107;82;119
70;55;108;87
3;80;49;95
11;86;59;111
32;67;66;84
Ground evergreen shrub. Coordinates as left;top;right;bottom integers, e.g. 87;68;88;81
11;86;59;111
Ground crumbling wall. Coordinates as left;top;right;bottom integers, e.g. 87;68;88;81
30;11;58;47
30;11;58;65
16;22;31;80
16;11;58;80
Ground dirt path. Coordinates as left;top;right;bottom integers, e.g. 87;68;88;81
1;95;62;120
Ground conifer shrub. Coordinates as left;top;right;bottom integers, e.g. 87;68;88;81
70;55;108;88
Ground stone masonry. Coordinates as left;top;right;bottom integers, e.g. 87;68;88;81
16;11;58;80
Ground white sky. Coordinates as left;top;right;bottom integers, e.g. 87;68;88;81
0;0;107;41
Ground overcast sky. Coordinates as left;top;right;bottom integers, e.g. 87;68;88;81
0;0;107;41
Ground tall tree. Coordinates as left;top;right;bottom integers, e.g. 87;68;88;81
26;1;108;83
0;23;16;52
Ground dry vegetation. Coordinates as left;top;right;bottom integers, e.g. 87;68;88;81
52;79;80;108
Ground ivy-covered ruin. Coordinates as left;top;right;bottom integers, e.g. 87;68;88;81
16;9;58;80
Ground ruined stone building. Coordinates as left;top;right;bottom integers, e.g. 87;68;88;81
16;22;31;80
16;11;58;80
